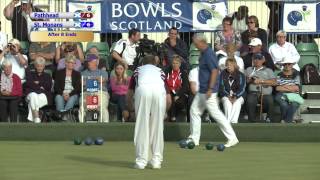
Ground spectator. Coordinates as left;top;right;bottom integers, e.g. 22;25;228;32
219;58;246;123
240;15;268;57
188;65;199;122
215;17;242;53
163;27;189;70
275;57;301;123
0;21;7;50
269;30;300;71
111;28;140;70
0;59;22;122
231;5;249;33
266;1;283;43
56;43;82;71
243;38;275;70
54;55;81;113
79;54;109;123
165;55;189;122
218;43;245;73
0;39;28;81
29;42;55;70
25;57;52;123
245;53;276;122
55;42;84;63
3;0;42;42
110;62;131;121
84;46;107;71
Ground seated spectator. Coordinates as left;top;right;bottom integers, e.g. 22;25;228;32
29;42;55;70
275;57;301;123
165;55;189;122
110;62;131;121
111;28;140;70
54;55;81;113
245;53;276;122
163;27;189;70
0;59;22;122
25;57;52;123
84;46;107;71
231;5;249;33
56;43;82;71
0;39;28;81
219;58;246;123
215;17;242;53
55;42;84;63
79;54;109;123
243;38;275;70
240;15;268;57
269;30;300;71
218;43;244;73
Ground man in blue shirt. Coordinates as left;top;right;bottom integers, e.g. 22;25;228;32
187;33;239;148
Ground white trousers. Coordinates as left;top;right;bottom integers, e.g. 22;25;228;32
26;92;48;121
221;97;244;123
134;84;166;167
189;93;238;145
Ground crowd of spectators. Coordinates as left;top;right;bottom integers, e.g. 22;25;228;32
0;1;309;124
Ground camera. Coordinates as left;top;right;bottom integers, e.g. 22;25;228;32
134;34;168;68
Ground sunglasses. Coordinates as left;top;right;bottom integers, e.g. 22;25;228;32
248;21;255;24
283;63;293;66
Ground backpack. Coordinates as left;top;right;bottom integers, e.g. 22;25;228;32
300;63;320;85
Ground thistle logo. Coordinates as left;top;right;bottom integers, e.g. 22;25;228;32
287;5;310;26
197;9;212;24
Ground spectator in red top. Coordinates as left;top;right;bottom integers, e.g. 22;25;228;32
165;55;189;122
0;59;22;122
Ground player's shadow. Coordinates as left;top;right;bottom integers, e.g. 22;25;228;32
65;155;132;169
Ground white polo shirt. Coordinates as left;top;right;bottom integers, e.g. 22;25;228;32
269;42;300;71
188;67;199;92
135;64;165;88
113;39;138;65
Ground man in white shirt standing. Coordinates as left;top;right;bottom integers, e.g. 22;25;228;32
269;30;300;71
0;21;7;50
111;28;141;70
0;39;28;81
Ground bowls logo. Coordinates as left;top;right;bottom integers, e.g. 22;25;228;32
197;9;212;24
287;10;303;26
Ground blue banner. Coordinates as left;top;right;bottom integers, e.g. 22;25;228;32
67;0;227;33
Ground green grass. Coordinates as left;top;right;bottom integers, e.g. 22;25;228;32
0;142;319;180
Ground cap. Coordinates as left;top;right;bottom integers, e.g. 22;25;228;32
9;38;20;46
281;56;296;64
21;0;30;3
249;38;262;46
86;53;99;62
252;53;265;60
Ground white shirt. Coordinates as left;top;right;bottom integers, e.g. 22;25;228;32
188;67;199;92
269;42;300;71
135;64;165;88
0;53;28;80
0;32;7;49
113;39;138;65
218;55;245;73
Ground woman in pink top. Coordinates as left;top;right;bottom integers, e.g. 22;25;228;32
110;62;131;121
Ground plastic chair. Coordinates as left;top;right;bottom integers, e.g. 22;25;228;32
296;43;319;52
86;42;110;56
20;41;30;55
298;53;320;70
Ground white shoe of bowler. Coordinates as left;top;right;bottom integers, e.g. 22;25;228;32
225;139;239;148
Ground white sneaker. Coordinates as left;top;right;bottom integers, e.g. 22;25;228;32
133;163;145;170
225;139;239;148
34;118;41;123
151;163;161;169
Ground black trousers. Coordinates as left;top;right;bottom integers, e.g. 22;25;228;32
0;97;20;122
168;94;187;119
111;94;126;121
246;93;274;122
